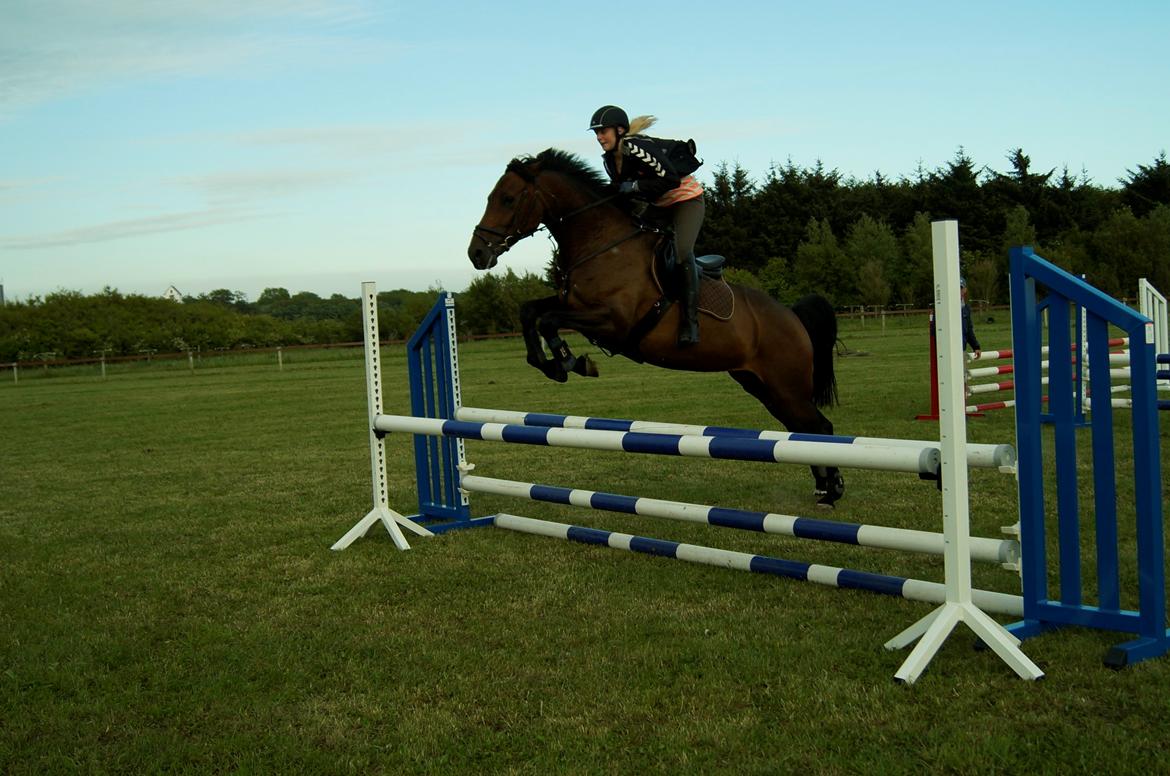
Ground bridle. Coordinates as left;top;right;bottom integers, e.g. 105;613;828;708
472;161;622;259
470;172;542;256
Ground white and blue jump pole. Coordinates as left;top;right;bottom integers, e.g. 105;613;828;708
372;414;943;475
454;406;1016;471
493;513;1023;617
460;474;1018;565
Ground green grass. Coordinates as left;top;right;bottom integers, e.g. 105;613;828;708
2;311;1169;774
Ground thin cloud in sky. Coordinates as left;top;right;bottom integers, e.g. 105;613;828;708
224;121;575;175
0;176;64;193
170;168;362;206
230;120;528;160
1;207;265;250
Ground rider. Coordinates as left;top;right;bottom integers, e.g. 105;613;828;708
589;105;704;347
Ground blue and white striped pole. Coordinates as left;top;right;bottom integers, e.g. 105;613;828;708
461;474;1018;565
494;514;1024;617
373;415;941;474
455;406;1015;471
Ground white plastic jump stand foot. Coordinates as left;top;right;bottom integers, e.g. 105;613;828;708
331;506;434;551
885;601;1044;684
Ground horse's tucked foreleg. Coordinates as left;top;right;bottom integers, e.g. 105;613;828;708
536;307;619;380
519;298;617;382
520;297;570;382
541;332;599;378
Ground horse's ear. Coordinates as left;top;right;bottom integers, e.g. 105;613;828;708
507;155;537;182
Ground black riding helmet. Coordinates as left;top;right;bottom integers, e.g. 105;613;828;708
588;105;629;132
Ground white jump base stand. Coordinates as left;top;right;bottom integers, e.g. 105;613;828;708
882;221;1042;683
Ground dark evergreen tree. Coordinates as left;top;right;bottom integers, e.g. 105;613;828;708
1120;151;1170;217
923;148;996;254
698;162;766;271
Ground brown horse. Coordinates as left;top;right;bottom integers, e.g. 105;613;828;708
467;149;844;506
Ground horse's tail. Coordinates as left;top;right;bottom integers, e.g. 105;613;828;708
791;294;839;408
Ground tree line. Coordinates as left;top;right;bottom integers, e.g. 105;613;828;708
2;149;1167;362
697;149;1170;308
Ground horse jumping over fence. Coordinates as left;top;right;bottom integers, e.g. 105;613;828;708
467;149;845;506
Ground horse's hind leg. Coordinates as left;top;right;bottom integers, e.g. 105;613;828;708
805;408;845;508
729;370;845;508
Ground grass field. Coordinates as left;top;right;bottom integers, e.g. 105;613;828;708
3;310;1169;774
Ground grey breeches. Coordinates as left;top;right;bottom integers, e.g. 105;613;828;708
672;196;705;264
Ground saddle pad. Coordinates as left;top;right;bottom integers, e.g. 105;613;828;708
650;255;735;322
699;277;734;321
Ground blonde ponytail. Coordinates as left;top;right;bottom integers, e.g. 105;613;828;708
627;115;657;136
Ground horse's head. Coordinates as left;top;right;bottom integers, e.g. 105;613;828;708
468;156;546;270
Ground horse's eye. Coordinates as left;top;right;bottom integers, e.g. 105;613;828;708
500;194;516;207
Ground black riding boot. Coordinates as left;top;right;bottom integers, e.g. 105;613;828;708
678;254;700;347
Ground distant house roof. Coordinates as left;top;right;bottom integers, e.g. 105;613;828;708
163;285;183;303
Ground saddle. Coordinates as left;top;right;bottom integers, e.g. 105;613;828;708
652;236;734;320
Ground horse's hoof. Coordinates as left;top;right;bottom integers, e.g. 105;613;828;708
580;355;599;378
814;473;845;508
541;364;568;383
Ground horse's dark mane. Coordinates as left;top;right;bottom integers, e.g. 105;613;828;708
511;148;610;199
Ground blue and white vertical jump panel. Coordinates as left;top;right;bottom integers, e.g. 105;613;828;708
1009;246;1169;667
405;292;471;526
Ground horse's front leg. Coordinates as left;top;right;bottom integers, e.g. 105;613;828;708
536;306;627;379
537;317;600;378
520;297;571;382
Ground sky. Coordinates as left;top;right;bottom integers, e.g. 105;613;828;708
1;0;1168;303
